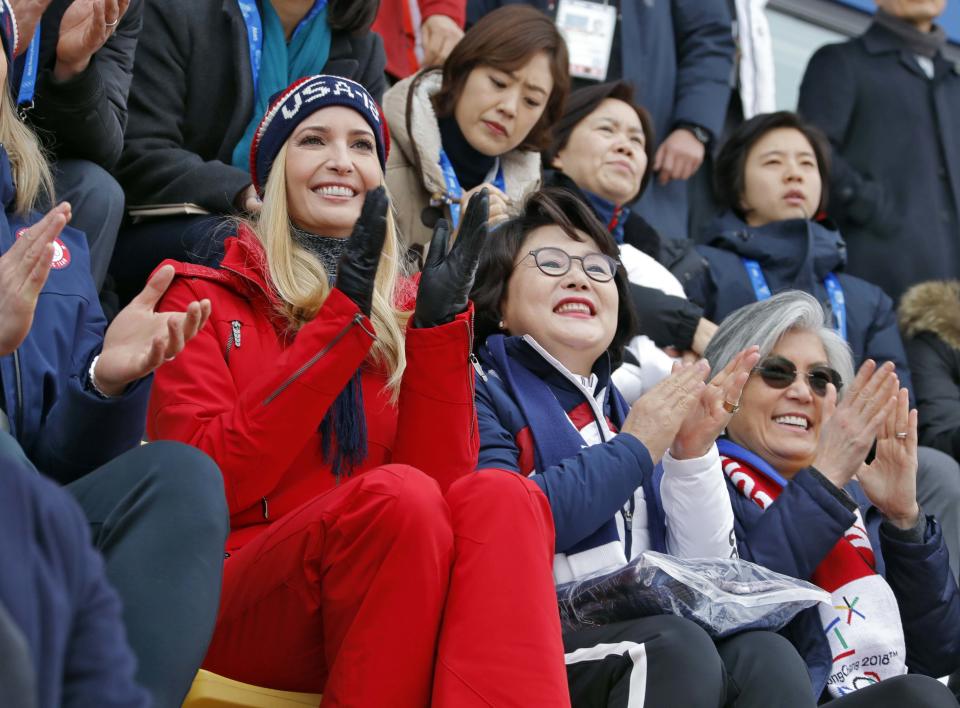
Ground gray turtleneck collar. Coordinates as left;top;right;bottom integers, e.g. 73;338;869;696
291;227;348;279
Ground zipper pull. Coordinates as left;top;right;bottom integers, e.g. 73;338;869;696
622;508;633;532
261;496;269;520
231;320;242;349
469;353;488;382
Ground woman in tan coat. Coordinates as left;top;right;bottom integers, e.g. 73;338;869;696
383;5;569;250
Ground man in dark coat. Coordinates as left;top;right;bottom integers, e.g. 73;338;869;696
10;0;142;291
466;0;735;241
798;0;960;303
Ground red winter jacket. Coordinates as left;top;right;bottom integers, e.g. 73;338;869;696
147;230;479;552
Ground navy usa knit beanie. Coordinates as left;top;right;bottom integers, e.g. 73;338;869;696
249;74;389;196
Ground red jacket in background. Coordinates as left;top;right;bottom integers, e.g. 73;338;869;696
372;0;465;79
147;229;479;552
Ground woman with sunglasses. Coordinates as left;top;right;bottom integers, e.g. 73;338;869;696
469;188;827;708
702;290;960;706
679;110;960;582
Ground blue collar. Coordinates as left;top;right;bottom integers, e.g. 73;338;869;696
583;189;629;244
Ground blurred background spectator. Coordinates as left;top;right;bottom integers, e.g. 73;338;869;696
372;0;465;81
467;0;735;243
799;0;960;304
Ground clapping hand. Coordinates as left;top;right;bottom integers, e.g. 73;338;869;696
413;188;488;328
458;182;512;228
335;187;388;317
94;265;211;396
858;387;920;529
812;359;898;489
0;202;70;356
671;346;760;460
620;359;710;464
55;0;129;82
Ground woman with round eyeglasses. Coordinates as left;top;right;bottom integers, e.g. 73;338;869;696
703;290;960;707
468;188;832;708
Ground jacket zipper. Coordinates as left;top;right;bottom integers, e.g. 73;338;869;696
225;320;242;361
467;311;481;434
12;349;23;435
262;313;372;406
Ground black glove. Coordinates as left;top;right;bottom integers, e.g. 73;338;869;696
413;188;489;328
335;187;388;317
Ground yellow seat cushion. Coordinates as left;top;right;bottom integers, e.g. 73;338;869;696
182;669;322;707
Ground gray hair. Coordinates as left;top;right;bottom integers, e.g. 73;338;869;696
703;291;855;398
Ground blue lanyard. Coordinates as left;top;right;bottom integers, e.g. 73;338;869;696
741;258;847;340
237;1;264;95
17;27;41;107
437;148;506;228
237;0;327;97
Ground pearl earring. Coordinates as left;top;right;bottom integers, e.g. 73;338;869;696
498;320;506;330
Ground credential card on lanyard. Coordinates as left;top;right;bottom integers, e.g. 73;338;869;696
555;0;617;82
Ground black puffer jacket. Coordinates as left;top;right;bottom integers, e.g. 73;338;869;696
116;0;385;214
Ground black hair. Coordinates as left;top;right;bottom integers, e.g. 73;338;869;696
714;111;832;221
469;187;637;362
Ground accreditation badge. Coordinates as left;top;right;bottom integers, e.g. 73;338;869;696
555;0;618;82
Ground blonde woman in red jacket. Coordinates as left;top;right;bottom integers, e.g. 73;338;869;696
147;75;570;706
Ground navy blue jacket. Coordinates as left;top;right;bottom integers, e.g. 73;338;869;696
798;21;960;302
475;335;663;555
466;0;734;239
0;433;148;707
0;148;150;483
723;444;960;696
680;213;913;394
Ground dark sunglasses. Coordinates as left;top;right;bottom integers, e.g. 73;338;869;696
753;356;843;397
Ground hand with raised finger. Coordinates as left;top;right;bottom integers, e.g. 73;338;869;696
620;360;709;464
414;188;488;328
812;359;898;488
0;202;70;355
55;0;128;82
96;264;212;396
335;186;388;317
860;387;920;529
671;346;760;459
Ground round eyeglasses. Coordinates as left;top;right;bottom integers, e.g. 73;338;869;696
521;247;620;283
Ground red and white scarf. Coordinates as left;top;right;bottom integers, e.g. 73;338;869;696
722;453;907;697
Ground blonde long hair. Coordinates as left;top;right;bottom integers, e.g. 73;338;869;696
0;75;54;214
247;141;409;391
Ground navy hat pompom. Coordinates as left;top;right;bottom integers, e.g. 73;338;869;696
249;74;389;196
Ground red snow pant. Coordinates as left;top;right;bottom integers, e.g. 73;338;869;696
202;465;571;707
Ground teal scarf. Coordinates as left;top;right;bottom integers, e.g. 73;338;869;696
231;0;332;170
